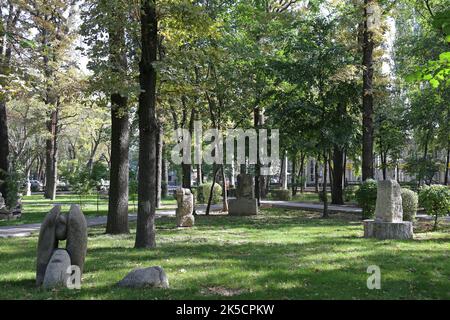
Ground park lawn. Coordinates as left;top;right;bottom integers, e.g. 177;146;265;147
0;194;177;226
0;208;449;300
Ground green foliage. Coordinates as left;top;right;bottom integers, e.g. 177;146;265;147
401;188;418;221
355;179;378;219
418;185;450;230
198;183;222;205
91;162;109;183
270;189;292;201
3;173;21;209
344;185;360;203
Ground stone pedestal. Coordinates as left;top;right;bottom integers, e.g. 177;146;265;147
228;198;258;216
228;174;258;216
364;180;414;240
364;220;413;240
176;188;195;227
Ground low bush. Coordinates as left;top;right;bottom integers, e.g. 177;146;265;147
419;185;450;230
355;179;378;219
198;183;222;204
270;189;292;201
344;185;360;202
401;188;418;221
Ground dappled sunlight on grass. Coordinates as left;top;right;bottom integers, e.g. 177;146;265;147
0;207;448;299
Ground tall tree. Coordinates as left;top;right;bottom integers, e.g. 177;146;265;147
106;3;130;234
361;0;376;180
135;0;158;249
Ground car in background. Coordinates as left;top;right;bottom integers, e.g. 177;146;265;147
56;181;70;191
30;180;44;192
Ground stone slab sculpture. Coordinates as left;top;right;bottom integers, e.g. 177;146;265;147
364;180;413;240
176;188;195;227
42;249;71;289
117;266;169;289
228;173;258;216
36;204;87;288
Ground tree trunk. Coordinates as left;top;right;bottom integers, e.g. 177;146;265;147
196;164;202;186
291;154;297;196
221;165;228;212
155;123;163;208
331;146;344;205
135;0;158;249
315;158;320;193
362;0;375;181
161;144;168;198
322;153;329;218
445;145;449;185
206;165;220;215
0;100;9;197
106;95;129;234
299;153;305;193
44;109;58;200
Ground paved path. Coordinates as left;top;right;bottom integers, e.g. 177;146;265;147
260;200;450;222
0;204;223;239
260;200;362;214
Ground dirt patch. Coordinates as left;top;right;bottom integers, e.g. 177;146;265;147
200;286;247;297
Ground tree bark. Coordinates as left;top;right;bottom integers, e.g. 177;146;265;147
299;153;305;194
444;144;449;185
155;123;163;208
331;146;344;205
362;0;375;181
206;164;220;215
44;109;58;200
322;153;329;218
135;0;158;249
291;154;297;196
106;95;129;234
315;157;320;193
0;100;9;197
162;144;168;198
221;165;228;212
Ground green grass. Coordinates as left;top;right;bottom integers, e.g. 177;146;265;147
0;194;176;226
0;206;449;300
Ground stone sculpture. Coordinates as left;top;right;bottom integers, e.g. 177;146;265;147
228;174;258;216
36;204;87;288
364;180;413;240
176;188;195;227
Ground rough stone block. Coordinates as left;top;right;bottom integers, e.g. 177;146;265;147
364;219;413;240
228;198;258;216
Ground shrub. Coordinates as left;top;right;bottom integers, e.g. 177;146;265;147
198;183;222;204
270;189;292;201
4;173;21;209
344;185;360;203
401;188;418;221
418;185;450;230
355;179;378;219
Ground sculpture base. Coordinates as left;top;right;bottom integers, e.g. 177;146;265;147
176;213;195;227
228;199;258;216
364;220;413;240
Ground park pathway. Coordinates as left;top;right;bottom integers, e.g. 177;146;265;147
0;204;222;239
1;201;447;238
260;200;362;214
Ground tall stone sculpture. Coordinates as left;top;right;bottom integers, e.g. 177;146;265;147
364;180;413;240
36;204;87;288
176;188;195;227
228;174;258;216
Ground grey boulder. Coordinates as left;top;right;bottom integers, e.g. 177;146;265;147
117;266;169;289
42;249;71;289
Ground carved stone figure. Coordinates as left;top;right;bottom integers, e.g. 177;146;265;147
176;188;195;227
36;204;87;287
